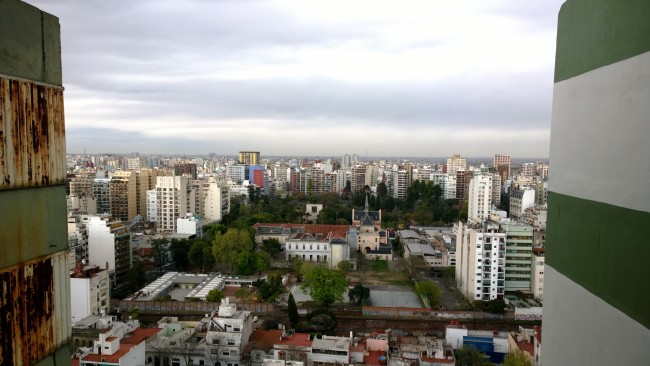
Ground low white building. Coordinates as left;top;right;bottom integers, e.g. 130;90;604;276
177;213;203;236
309;336;351;365
204;298;255;366
70;263;110;325
76;319;158;366
404;243;445;268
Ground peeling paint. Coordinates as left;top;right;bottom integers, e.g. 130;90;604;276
0;252;70;365
0;77;66;190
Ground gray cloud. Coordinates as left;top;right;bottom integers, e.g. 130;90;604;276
29;0;563;157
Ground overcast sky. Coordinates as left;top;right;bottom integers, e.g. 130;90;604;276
29;0;564;158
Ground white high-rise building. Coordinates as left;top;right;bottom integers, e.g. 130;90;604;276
204;181;230;221
455;221;506;301
226;164;246;184
156;176;190;233
146;189;157;221
431;173;457;200
467;174;493;222
391;169;410;199
446;154;467;173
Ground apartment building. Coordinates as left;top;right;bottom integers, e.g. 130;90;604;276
455;221;506;301
109;170;137;222
467;174;493;222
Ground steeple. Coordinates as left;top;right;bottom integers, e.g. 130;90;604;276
365;192;369;213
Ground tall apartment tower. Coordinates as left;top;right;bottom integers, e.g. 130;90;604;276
350;165;366;193
109;170;137;222
500;223;533;292
0;1;72;363
238;151;260;165
93;178;111;215
446;154;467;173
493;154;511;185
467;174;492;222
156;176;190;233
174;163;197;179
544;1;650;364
391;169;410;199
455;221;506;301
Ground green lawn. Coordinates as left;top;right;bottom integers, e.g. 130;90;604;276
368;260;389;272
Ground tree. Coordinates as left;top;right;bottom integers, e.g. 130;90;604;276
486;299;506;314
415;281;442;308
348;283;370;305
254;272;284;302
169;238;190;271
206;288;225;302
288;293;300;326
212;228;253;273
301;267;347;306
337;260;351;272
261;238;282;256
455;346;491;366
235;287;255;302
151;238;169;271
188;240;214;271
503;349;533;366
236;251;269;276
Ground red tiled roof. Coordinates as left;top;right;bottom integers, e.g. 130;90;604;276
250;329;282;352
363;350;387;365
516;341;535;356
122;327;159;344
253;223;350;238
82;327;159;364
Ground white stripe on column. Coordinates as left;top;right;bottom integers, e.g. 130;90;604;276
542;266;650;366
549;50;650;213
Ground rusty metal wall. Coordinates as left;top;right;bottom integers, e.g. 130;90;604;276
0;252;71;365
0;74;70;365
0;77;66;190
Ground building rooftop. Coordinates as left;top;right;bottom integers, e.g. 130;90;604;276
81;327;159;364
312;336;351;351
276;332;313;348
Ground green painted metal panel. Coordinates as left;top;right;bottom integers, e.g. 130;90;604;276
555;0;650;83
547;191;650;329
0;185;68;268
0;0;62;86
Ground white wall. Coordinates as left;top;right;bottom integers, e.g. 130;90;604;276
70;278;90;325
87;216;116;271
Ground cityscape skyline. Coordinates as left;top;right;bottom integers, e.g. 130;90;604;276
29;0;563;157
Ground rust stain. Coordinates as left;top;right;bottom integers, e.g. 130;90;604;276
0;77;65;190
0;257;57;365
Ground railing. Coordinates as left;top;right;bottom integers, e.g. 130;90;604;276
116;300;275;314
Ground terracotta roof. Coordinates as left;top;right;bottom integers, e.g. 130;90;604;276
516;341;535;356
249;329;282;352
363;350;387;365
82;327;159;364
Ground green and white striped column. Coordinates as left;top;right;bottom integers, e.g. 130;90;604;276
544;0;650;364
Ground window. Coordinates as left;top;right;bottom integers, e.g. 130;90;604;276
228;339;235;345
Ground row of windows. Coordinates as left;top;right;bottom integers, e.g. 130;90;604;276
287;244;328;251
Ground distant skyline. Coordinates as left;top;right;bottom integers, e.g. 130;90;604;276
30;0;564;158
